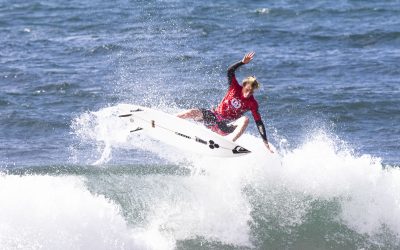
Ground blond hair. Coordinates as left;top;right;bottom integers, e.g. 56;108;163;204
242;76;260;89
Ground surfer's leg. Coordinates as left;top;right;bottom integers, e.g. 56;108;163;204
177;109;203;121
230;116;249;142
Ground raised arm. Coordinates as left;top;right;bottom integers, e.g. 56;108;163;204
227;52;255;85
227;61;244;85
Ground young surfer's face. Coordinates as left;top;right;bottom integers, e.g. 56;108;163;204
242;84;255;98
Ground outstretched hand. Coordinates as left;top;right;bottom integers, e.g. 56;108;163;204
242;52;255;64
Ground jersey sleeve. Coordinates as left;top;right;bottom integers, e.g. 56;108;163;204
227;61;244;87
250;101;261;122
251;101;268;142
255;119;268;142
230;76;241;89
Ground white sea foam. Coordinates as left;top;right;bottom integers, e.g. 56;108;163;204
71;104;194;165
255;8;270;14
0;175;171;250
241;131;400;237
69;104;400;248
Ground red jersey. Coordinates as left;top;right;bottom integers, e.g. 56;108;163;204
215;76;261;122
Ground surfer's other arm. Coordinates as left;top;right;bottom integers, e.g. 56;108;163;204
256;120;274;153
227;52;255;85
252;109;274;154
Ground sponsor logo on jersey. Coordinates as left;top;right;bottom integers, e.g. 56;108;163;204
230;98;241;109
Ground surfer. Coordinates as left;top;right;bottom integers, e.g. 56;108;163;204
178;52;274;153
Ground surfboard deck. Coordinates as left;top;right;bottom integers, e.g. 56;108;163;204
118;104;251;157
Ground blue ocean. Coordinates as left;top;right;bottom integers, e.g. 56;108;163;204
1;0;399;249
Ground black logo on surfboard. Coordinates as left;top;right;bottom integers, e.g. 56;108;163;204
232;146;251;154
208;140;219;149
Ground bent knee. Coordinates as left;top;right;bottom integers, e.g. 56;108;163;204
189;109;202;116
235;116;249;127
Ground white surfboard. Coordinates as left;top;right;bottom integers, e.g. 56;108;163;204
118;104;251;157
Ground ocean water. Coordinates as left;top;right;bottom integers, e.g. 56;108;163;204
1;0;399;249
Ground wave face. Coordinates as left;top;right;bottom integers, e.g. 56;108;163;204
1;0;399;249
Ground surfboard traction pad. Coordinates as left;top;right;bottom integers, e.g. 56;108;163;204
119;109;251;155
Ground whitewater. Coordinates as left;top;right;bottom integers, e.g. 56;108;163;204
1;104;399;249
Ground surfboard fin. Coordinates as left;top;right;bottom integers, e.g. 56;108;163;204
119;109;143;117
130;127;143;133
131;109;143;112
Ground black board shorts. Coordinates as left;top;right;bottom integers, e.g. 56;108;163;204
200;109;236;134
